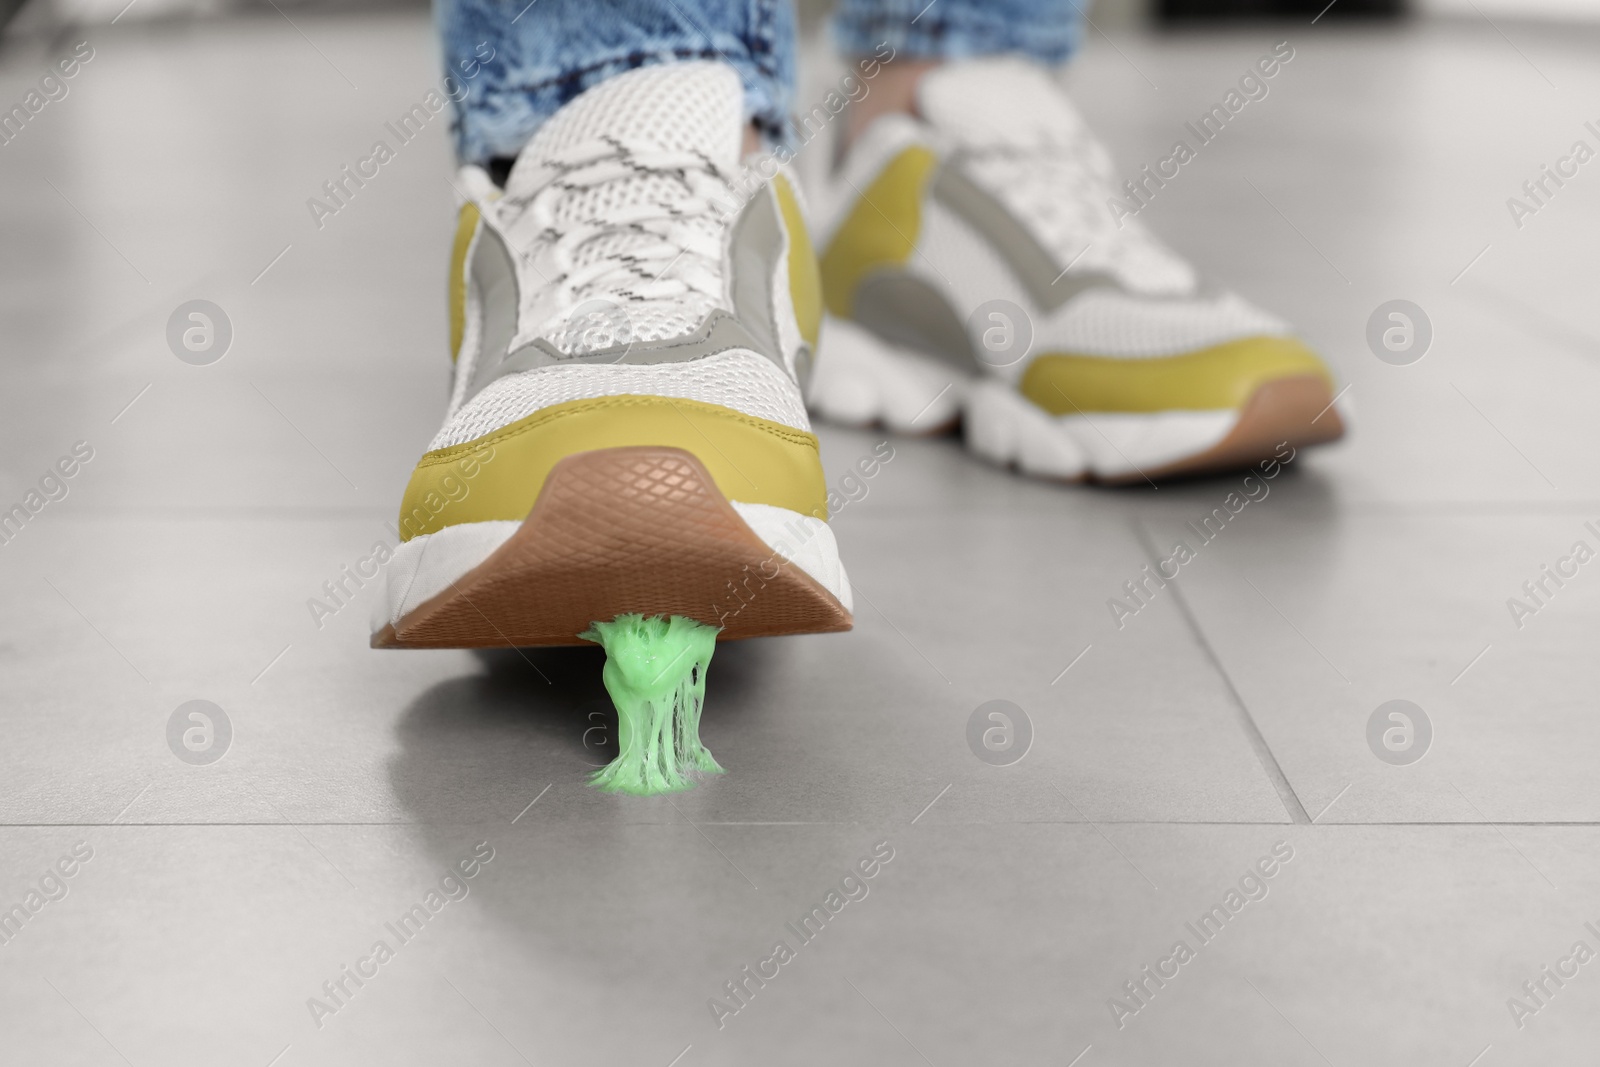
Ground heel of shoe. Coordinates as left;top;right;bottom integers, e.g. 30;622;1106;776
374;447;853;648
808;316;966;434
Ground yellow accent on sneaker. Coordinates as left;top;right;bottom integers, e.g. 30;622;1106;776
773;174;822;349
1019;336;1333;414
397;395;828;540
819;146;938;320
448;202;481;362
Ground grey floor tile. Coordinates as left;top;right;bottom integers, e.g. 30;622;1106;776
0;501;1290;825
4;823;1598;1065
1144;507;1600;823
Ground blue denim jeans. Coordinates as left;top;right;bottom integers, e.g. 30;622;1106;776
438;0;1084;166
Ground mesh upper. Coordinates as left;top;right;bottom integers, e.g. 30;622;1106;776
434;62;813;449
544;300;708;356
915;197;1285;375
834;55;1291;372
916;56;1197;298
507;63;744;167
499;63;745;355
430;352;811;451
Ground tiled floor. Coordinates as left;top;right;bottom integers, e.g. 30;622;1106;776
3;11;1600;1066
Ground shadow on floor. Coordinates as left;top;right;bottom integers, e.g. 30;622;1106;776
381;635;799;988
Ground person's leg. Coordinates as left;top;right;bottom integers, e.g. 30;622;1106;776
834;0;1081;64
437;0;796;169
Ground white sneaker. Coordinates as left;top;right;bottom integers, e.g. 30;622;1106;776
374;62;852;648
810;56;1345;483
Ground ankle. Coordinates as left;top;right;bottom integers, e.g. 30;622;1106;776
844;58;940;149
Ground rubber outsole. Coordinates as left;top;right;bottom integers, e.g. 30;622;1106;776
372;446;853;649
963;374;1344;484
810;317;1345;482
805;315;965;436
1095;375;1344;484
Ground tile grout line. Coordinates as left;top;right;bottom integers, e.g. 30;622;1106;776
1130;518;1311;824
1462;277;1600;365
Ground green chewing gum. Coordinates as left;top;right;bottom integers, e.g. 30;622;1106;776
580;614;724;796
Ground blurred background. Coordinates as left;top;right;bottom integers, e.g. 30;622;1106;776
8;0;1600;32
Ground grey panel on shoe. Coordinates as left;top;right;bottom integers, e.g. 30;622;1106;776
491;309;779;376
853;272;978;370
462;224;522;405
730;182;814;393
728;184;785;370
931;159;1120;313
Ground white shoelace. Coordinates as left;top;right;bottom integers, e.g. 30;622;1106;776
498;137;737;330
962;139;1196;296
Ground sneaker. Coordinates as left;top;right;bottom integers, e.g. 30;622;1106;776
808;56;1345;483
373;62;852;648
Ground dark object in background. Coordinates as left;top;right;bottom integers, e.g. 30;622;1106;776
1158;0;1404;21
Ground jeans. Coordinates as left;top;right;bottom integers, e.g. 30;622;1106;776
438;0;1085;166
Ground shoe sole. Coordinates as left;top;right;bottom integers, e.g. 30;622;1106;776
806;316;965;435
372;446;853;649
810;317;1346;481
1093;375;1344;484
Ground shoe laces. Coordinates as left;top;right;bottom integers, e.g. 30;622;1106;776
497;136;737;343
960;134;1196;296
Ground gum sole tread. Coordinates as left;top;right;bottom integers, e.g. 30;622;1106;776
373;447;853;649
